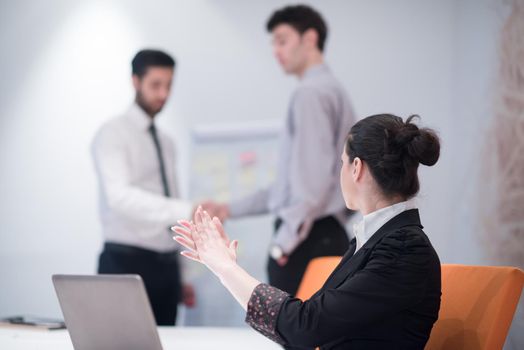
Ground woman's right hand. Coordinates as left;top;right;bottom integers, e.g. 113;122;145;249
172;206;239;278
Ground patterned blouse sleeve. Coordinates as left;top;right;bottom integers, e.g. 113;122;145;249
245;283;289;345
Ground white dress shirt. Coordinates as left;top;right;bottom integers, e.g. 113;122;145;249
353;199;417;253
91;103;192;252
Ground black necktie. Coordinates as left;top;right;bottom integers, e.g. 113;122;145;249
148;123;170;197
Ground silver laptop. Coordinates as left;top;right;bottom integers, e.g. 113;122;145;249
52;274;163;350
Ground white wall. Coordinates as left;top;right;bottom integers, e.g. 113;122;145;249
0;0;520;347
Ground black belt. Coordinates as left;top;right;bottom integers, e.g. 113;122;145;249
274;215;339;232
103;242;178;263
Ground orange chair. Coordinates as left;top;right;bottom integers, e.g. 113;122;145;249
296;259;524;349
296;256;342;300
426;264;524;350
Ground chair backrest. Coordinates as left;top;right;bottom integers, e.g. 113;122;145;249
426;264;524;350
296;256;342;300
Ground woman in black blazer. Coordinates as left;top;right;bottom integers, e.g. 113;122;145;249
173;114;441;349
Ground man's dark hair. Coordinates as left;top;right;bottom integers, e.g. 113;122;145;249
266;5;328;52
131;49;175;78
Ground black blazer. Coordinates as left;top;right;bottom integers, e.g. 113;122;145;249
248;209;441;350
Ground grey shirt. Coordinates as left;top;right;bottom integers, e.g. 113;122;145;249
229;63;355;255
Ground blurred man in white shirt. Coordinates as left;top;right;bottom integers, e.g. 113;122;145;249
92;49;194;325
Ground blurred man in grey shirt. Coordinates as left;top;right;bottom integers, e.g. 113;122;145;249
207;5;355;295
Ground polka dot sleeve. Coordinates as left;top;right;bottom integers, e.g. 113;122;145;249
245;283;289;345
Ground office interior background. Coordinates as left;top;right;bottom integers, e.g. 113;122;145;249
0;0;522;348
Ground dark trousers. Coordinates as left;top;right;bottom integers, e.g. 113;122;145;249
98;242;182;326
267;216;350;296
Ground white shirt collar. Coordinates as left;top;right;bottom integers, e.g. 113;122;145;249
353;199;417;252
126;102;153;131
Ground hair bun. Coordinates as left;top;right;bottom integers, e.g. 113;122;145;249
394;124;420;147
346;113;441;199
401;115;440;166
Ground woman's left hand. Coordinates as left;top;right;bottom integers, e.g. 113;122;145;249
172;206;239;278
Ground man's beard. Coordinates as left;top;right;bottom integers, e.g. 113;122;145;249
135;91;164;117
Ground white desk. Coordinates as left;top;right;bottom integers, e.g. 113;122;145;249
0;326;281;349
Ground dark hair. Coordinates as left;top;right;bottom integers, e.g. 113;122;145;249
266;5;328;52
346;114;440;199
131;49;175;78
